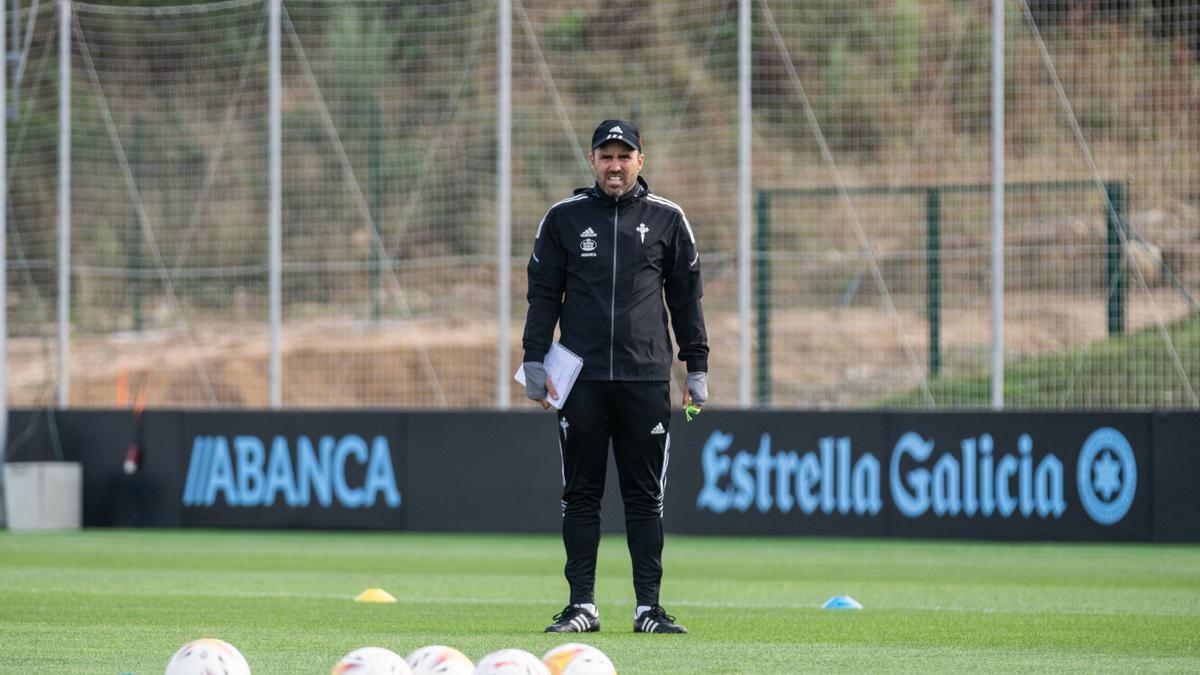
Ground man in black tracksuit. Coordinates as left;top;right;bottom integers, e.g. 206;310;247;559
522;119;708;635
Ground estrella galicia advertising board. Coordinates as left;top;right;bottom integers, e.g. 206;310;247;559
666;411;1152;541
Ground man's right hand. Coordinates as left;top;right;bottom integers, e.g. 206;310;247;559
523;361;559;410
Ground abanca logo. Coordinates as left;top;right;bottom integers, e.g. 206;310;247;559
182;434;401;509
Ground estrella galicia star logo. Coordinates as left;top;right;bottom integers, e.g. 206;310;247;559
1092;450;1122;500
1076;427;1137;525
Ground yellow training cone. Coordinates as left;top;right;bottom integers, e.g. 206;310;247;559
354;587;397;603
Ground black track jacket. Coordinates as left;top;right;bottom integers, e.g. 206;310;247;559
522;176;709;382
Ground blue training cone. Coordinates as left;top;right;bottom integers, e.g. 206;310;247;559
821;595;863;610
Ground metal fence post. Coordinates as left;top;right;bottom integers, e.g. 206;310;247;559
369;94;382;321
496;0;512;409
926;187;941;376
57;0;70;407
267;0;281;408
1105;181;1126;336
1;0;8;526
132;113;143;332
755;190;771;406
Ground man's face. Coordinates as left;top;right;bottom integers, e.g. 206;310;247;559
590;141;644;198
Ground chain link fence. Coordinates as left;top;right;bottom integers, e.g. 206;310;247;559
4;0;1198;409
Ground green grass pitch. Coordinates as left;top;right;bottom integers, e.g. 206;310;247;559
1;529;1198;673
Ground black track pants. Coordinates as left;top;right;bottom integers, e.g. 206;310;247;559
556;380;671;607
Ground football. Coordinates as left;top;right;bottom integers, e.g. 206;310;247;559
404;645;475;675
331;646;413;675
164;638;251;675
540;643;616;675
473;649;551;675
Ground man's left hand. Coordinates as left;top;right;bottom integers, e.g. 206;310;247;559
683;371;708;409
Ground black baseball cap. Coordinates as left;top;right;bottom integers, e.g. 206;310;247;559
590;119;641;152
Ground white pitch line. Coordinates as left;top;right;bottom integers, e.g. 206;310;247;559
667;598;1198;618
0;585;556;605
1;585;1194;617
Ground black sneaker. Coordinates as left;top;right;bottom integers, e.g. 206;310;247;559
545;604;600;633
634;605;687;634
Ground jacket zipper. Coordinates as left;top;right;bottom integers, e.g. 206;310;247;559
610;205;618;379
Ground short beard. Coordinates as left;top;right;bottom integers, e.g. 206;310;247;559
599;179;628;198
